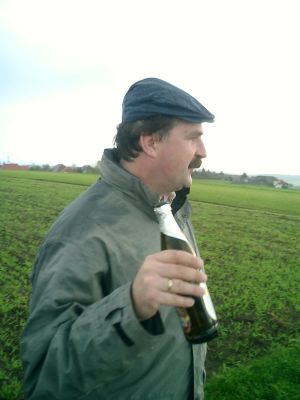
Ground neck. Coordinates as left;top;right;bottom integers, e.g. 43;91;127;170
120;156;169;196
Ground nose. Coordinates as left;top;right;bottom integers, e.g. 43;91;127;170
196;137;207;159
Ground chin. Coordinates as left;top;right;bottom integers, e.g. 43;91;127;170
172;175;192;192
177;181;192;192
185;175;193;187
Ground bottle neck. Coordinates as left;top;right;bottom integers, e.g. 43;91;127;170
154;203;188;243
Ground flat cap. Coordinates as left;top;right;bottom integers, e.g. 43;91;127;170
122;77;214;123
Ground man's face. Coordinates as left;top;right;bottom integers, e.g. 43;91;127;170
154;122;207;194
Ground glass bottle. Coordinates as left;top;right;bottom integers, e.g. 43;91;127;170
154;203;218;343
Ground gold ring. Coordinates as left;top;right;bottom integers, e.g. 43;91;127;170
167;279;173;291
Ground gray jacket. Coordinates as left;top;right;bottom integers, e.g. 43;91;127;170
21;149;207;400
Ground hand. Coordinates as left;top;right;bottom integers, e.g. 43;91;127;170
131;250;207;320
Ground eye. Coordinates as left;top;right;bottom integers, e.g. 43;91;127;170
190;136;200;143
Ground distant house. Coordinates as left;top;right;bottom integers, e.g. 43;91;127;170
62;167;74;173
82;165;96;174
1;163;29;171
52;164;66;172
273;179;289;189
252;175;276;185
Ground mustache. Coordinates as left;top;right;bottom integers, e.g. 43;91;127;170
188;156;202;169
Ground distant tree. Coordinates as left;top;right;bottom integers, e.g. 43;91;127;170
29;165;42;171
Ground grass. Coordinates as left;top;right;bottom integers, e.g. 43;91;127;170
205;339;300;400
190;179;300;216
0;170;299;399
0;169;99;186
192;201;300;374
0;173;89;399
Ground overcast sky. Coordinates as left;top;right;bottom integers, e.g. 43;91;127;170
0;0;299;175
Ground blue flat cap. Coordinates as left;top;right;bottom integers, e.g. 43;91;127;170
122;78;214;123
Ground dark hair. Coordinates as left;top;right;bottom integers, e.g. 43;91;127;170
113;115;179;161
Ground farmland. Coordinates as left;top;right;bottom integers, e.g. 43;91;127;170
0;170;299;399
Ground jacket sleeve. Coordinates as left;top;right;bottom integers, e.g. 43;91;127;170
21;237;163;400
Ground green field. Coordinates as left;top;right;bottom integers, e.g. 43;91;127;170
0;170;299;399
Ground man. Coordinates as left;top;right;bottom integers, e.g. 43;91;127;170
21;78;215;399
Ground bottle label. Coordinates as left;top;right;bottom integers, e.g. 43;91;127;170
177;307;192;333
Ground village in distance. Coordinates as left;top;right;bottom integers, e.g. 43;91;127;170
1;161;299;189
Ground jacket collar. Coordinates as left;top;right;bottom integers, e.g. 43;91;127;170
100;148;162;208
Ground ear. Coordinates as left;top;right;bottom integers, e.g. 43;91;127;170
139;134;160;158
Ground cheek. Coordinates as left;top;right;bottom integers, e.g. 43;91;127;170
157;142;190;174
165;156;188;175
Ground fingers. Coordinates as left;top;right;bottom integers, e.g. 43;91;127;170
154;290;196;309
131;250;207;321
163;277;205;298
144;250;207;293
157;249;204;270
159;266;207;286
153;251;207;285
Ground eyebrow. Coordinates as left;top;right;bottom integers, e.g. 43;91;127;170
187;130;203;138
